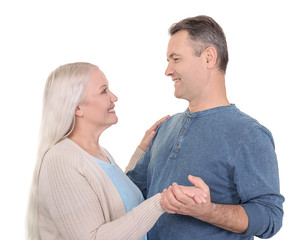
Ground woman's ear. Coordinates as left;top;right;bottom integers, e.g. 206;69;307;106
202;47;218;69
75;106;84;117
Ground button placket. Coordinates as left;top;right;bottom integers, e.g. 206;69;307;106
170;116;192;159
175;117;192;150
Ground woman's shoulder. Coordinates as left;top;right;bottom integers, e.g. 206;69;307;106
46;138;76;154
43;138;86;167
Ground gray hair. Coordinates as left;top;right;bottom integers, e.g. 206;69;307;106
169;15;229;73
26;62;97;239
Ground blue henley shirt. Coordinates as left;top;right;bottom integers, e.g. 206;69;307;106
127;104;284;240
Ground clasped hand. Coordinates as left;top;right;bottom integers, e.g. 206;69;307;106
160;175;213;221
139;115;170;151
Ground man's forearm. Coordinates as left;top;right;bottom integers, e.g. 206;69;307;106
161;177;249;234
196;203;248;234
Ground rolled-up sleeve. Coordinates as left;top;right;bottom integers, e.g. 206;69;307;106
234;126;284;238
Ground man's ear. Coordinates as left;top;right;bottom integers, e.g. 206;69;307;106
202;47;218;69
75;106;84;117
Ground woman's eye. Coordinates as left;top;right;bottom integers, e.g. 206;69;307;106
173;58;180;62
101;88;107;94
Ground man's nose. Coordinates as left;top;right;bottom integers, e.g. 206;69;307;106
165;63;174;77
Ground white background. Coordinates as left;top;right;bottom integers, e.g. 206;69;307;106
1;0;307;239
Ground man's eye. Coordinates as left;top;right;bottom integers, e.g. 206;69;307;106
101;88;107;94
173;58;180;62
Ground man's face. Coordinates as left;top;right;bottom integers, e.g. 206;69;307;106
165;30;209;103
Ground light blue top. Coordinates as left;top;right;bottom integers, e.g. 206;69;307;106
94;155;147;240
127;104;284;240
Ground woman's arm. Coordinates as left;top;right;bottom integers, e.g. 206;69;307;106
125;115;169;173
41;151;164;240
138;115;170;152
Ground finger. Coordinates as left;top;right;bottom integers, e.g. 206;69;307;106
139;115;170;151
188;175;209;195
150;115;170;131
172;183;196;205
166;185;185;210
179;186;206;204
145;115;170;140
143;131;156;145
139;131;157;151
191;188;207;203
178;186;195;198
161;188;178;214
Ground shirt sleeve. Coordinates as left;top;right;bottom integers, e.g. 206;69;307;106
234;125;284;238
42;151;164;240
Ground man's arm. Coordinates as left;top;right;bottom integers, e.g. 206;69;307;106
233;126;284;238
161;126;284;238
160;175;248;233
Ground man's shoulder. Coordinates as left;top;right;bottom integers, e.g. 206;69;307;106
224;106;273;139
222;105;260;126
159;111;186;127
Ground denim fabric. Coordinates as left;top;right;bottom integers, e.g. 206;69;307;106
127;105;284;240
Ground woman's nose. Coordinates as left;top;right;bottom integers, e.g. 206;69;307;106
110;91;118;102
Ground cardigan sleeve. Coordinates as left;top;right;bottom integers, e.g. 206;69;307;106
41;149;164;240
125;147;145;174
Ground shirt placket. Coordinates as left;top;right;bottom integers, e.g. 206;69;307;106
170;117;192;159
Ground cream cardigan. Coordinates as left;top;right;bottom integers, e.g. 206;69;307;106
38;138;164;240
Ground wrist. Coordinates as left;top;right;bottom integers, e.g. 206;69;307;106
138;144;146;152
197;202;216;222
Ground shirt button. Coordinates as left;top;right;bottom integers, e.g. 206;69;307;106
181;130;185;134
176;143;180;147
187;118;191;122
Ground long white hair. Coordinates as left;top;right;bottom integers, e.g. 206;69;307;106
26;62;98;240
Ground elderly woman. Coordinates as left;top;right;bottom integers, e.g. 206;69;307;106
26;62;205;240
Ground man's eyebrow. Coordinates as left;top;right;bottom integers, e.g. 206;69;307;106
167;53;181;61
169;53;178;58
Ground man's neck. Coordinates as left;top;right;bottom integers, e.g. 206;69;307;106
188;100;230;113
188;77;230;113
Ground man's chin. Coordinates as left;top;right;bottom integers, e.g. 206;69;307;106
174;91;181;99
174;91;187;101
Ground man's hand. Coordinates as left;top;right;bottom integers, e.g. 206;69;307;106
160;175;248;234
161;175;212;217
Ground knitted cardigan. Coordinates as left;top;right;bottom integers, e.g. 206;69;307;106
38;138;164;240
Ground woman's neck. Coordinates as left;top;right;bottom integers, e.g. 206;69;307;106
68;126;109;163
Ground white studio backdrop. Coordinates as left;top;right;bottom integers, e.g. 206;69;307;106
0;0;307;239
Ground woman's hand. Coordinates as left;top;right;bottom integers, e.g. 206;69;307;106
138;115;170;151
160;175;209;214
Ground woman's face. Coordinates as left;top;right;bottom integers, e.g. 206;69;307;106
78;68;118;131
